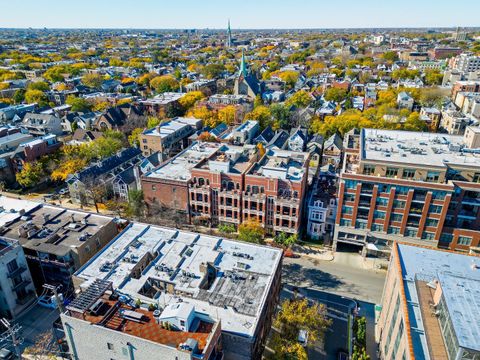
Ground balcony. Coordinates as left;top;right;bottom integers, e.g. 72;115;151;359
7;265;27;278
243;192;266;201
218;216;240;224
16;291;36;305
273;225;296;233
12;279;31;291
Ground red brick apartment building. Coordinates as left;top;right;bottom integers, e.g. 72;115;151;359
142;142;310;234
335;127;480;255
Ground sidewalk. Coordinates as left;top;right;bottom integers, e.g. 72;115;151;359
292;244;334;261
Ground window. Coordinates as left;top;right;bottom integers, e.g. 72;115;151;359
342;206;353;214
391;213;402;222
457;236;472;246
363;164;375;176
405;228;417;237
372;224;384;232
402;168;416;179
107;343;114;350
385;167;398;178
393;200;405;209
152;185;156;191
374;210;386;219
376;197;389;206
356;220;367;229
388;227;400;234
425;218;439;227
429;205;442;214
426;171;440;182
422;232;435;240
473;172;480;183
340;219;352;227
6;260;18;273
440;233;453;243
180;320;185;327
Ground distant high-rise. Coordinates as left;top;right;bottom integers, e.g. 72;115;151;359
226;19;232;48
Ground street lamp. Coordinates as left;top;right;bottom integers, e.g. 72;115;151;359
341;296;360;358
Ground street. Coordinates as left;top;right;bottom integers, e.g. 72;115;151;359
281;251;386;359
283;252;386;304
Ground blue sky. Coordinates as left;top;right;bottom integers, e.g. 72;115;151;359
1;0;478;29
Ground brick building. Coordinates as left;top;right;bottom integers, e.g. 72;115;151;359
335;128;480;255
142;142;310;235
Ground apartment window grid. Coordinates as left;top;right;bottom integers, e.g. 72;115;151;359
402;168;416;179
457;236;472;246
386;167;399;178
391;320;404;360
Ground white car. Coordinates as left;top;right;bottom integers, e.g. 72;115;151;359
38;294;62;309
298;329;309;346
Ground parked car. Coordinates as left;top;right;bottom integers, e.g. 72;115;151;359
38;294;64;309
298;329;309;346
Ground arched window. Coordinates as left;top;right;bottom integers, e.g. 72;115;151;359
198;178;205;186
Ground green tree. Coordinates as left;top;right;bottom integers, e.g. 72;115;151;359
274;233;298;247
25;89;47;106
127;189;145;217
424;69;443;86
27;81;49;92
66;95;92;112
271;104;291;130
324;87;348;103
218;223;236;235
13;89;25;104
404;112;428;132
128;128;143;147
150;75;179;93
201;63;226;79
382;51;399;63
147;116;161;128
238;220;264;244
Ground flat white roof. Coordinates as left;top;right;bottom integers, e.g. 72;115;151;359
75;222;282;337
145;142;222;181
361;128;480;168
0;196;41;227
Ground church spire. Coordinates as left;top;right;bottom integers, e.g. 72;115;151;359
227;19;232;48
239;49;247;77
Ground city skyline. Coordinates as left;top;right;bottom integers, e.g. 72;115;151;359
1;0;479;29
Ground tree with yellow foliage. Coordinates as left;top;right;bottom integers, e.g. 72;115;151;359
218;105;237;126
179;91;205;111
277;70;299;88
188;106;218;128
238;219;264;244
268;298;331;360
150;75;179;93
51;158;88;182
245;106;272;129
81;73;103;89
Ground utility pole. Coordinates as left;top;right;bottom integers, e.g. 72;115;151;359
0;318;22;359
43;284;65;313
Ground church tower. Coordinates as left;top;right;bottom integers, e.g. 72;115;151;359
226;20;232;48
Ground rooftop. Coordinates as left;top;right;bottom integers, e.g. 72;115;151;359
140;92;185;105
74;222;283;337
249;148;309;181
197;144;256;174
397;244;480;358
360;128;480;169
143;117;199;139
0;204;113;257
145;142;222;181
